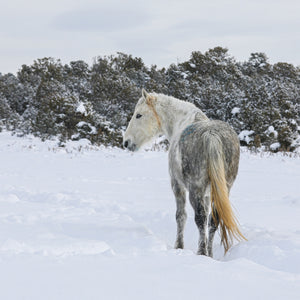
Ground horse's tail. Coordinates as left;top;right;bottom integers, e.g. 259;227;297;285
206;133;246;253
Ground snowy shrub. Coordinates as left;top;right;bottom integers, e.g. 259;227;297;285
0;49;299;151
270;142;281;151
239;130;255;146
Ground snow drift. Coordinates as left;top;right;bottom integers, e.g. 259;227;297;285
0;132;299;299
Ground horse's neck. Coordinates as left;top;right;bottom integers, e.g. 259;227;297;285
158;96;208;141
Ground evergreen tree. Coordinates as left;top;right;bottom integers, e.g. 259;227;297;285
0;49;298;151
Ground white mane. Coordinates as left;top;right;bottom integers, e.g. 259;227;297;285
150;93;208;141
149;93;198;112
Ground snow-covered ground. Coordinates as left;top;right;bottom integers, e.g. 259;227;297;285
0;132;299;300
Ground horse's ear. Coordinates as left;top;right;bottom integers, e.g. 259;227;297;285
142;89;157;106
142;88;149;100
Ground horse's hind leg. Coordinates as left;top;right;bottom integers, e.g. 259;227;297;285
208;183;232;257
189;185;210;256
208;208;219;258
171;179;187;249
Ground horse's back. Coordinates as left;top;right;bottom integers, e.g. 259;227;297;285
177;120;240;186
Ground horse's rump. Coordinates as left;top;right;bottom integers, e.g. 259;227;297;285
179;120;245;252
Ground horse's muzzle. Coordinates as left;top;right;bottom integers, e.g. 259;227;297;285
123;139;136;151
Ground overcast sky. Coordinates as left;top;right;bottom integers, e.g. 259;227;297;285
1;0;299;74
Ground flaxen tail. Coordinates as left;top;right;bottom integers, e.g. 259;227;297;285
206;133;246;253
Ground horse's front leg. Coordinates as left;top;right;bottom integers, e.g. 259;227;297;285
189;186;210;256
171;179;187;249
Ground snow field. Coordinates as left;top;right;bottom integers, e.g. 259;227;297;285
0;132;299;299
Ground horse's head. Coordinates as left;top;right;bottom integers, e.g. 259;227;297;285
123;89;162;151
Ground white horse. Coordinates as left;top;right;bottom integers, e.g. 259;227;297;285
124;89;245;256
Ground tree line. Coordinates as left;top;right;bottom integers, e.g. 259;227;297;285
0;47;299;151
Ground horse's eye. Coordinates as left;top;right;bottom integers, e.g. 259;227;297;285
136;114;142;119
